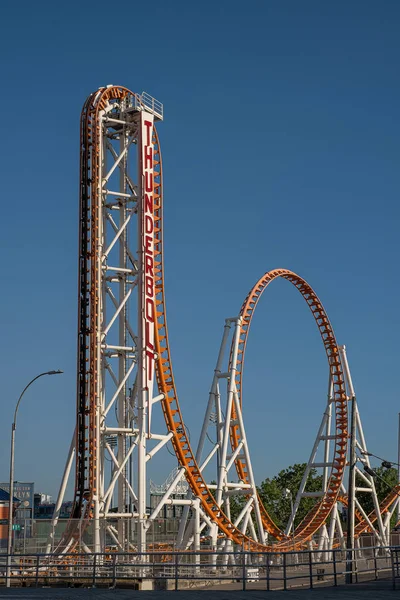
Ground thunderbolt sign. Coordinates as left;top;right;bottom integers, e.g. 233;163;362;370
141;112;156;389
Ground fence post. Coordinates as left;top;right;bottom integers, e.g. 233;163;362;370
333;549;337;586
112;553;116;588
242;549;246;591
374;546;378;580
174;552;179;591
35;555;40;587
283;552;287;591
92;553;97;587
391;549;396;591
266;553;270;591
309;551;313;589
355;547;358;584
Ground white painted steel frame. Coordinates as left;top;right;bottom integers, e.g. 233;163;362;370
287;345;387;551
52;95;188;553
178;317;266;551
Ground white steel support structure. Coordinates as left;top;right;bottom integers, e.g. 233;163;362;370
178;317;266;550
338;346;387;548
51;87;400;557
52;89;177;553
46;430;76;554
97;97;145;553
53;88;211;555
284;376;335;544
286;345;387;550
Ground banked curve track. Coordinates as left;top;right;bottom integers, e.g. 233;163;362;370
228;270;349;545
228;273;400;546
150;135;350;546
70;85;399;553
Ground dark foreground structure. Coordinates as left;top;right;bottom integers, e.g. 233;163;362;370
1;545;400;593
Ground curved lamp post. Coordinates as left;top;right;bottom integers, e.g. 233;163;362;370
6;370;63;587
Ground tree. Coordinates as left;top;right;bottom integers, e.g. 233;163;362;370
357;466;398;522
257;463;322;530
206;462;399;541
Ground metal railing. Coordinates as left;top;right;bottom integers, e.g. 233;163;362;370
140;91;163;120
4;518;399;556
0;545;399;590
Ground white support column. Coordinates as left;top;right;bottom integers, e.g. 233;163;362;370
55;90;166;555
46;431;76;553
179;314;272;551
216;319;241;507
136;110;156;555
286;375;333;535
328;503;338;551
336;509;345;549
340;345;388;548
231;387;265;544
117;122;128;549
194;499;201;553
196;319;232;464
355;407;388;546
322;378;333;492
94;111;105;555
384;510;392;543
177;319;232;547
148;468;186;522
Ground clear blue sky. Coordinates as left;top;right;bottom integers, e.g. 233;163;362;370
0;1;399;498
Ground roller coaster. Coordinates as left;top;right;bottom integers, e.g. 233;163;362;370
49;85;400;556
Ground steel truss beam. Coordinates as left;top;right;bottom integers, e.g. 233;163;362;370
177;317;266;550
286;345;389;551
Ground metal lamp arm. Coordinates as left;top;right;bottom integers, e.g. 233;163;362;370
13;370;62;427
13;373;47;427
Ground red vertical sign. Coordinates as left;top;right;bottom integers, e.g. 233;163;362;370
140;112;155;401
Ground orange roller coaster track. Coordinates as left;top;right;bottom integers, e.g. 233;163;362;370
228;270;348;546
54;85;398;554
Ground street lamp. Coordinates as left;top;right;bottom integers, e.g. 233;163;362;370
6;370;63;588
